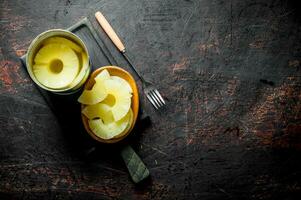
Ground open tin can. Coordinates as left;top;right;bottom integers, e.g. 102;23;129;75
26;29;91;94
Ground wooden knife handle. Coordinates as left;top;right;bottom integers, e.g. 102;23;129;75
95;11;125;52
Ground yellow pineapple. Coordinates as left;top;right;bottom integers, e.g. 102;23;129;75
43;37;82;53
82;103;111;120
33;43;79;88
94;69;110;81
79;69;135;140
110;76;133;93
113;108;133;139
88;108;131;139
67;52;89;89
104;78;132;121
78;70;110;105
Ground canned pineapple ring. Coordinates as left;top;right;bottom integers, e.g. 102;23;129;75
26;29;91;94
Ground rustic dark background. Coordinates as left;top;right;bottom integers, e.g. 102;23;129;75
1;0;301;199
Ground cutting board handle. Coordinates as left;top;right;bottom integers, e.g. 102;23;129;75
120;145;150;183
95;11;126;52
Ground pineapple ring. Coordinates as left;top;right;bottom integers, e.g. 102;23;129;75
82;99;133;139
88;108;132;139
78;69;110;105
67;51;89;89
33;44;79;89
104;78;132;121
82;103;111;120
43;37;82;53
110;76;133;93
95;68;110;81
113;109;133;139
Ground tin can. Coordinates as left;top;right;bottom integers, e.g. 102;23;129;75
26;29;90;94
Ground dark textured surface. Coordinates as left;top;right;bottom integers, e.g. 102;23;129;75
0;0;301;199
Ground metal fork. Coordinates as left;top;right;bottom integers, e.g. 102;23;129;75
95;11;166;109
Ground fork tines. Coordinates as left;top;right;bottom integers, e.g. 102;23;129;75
146;89;166;109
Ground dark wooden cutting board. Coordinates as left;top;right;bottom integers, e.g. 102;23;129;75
19;17;150;183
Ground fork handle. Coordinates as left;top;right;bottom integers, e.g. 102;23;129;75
95;11;126;52
95;11;146;83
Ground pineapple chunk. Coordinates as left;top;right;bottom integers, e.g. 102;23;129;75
33;63;77;89
78;81;107;105
95;69;110;81
113;108;133;138
104;79;132;121
43;37;82;53
34;43;78;65
88;108;131;139
33;44;79;88
111;76;133;93
78;70;110;105
82;103;111;120
68;51;90;89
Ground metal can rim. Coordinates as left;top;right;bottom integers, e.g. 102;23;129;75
26;29;90;93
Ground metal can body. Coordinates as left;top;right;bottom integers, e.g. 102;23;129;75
26;29;90;94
